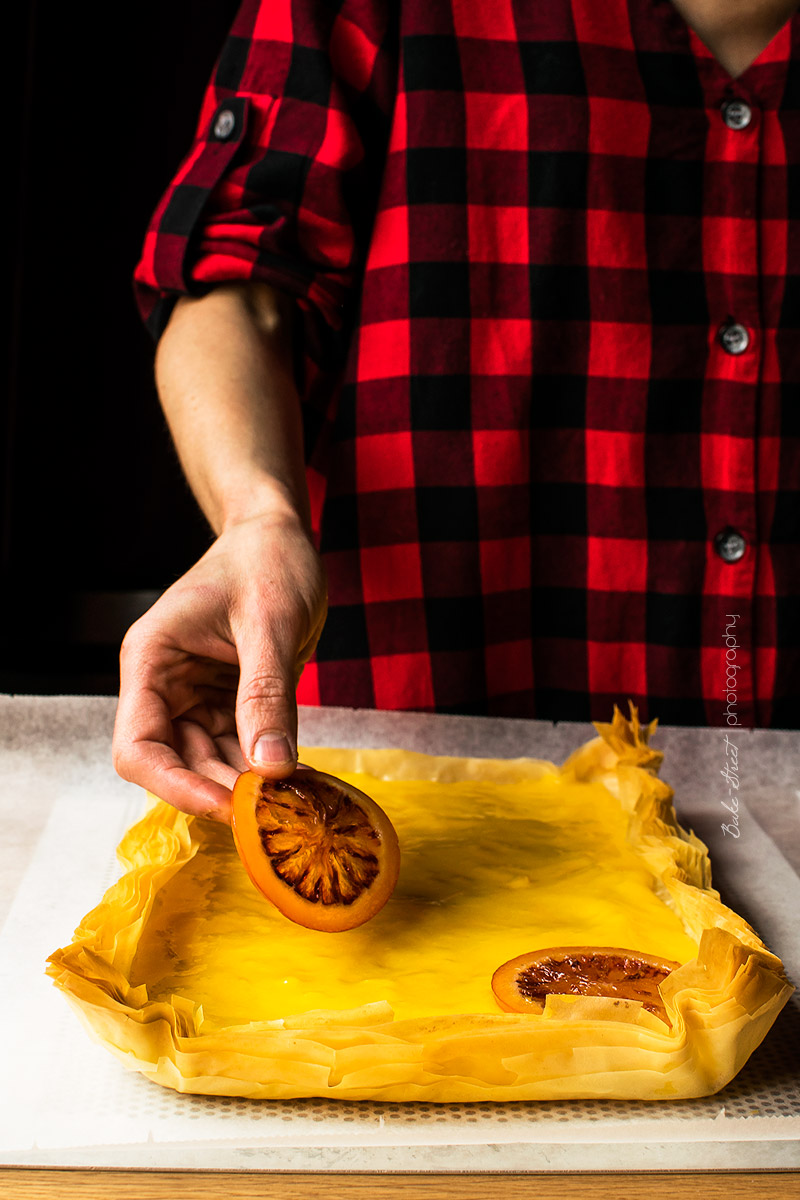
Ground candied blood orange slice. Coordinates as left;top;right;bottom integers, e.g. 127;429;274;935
492;946;680;1025
230;767;401;932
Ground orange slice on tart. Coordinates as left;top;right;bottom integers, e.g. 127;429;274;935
231;767;401;932
492;946;680;1025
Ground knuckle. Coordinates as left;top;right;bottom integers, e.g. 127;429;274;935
111;742;134;781
237;671;292;711
119;615;151;661
118;624;139;659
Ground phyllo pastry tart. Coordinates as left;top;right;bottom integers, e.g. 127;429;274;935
47;704;793;1101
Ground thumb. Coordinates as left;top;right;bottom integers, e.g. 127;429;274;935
235;635;299;779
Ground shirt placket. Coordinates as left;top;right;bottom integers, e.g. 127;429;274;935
698;77;762;728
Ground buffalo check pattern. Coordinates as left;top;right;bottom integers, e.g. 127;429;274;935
133;0;800;727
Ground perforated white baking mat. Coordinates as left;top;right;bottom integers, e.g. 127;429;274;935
0;702;799;1171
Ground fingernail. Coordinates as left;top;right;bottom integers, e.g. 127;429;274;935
252;731;294;766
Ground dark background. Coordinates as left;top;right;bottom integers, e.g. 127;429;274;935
3;0;242;692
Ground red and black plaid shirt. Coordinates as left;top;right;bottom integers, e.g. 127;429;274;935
133;0;800;728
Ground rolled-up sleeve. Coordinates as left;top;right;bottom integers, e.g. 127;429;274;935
132;0;397;352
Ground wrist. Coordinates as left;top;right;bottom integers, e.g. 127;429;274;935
217;476;311;537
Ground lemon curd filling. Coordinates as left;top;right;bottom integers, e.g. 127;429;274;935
130;767;700;1031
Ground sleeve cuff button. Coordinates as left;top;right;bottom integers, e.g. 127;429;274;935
213;109;237;140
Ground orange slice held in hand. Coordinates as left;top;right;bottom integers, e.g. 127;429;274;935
230;767;401;932
492;947;681;1025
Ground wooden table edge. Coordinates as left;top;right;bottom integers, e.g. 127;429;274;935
1;1167;798;1198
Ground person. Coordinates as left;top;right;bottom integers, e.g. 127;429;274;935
113;0;800;822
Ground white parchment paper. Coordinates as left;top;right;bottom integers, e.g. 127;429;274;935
0;696;798;1171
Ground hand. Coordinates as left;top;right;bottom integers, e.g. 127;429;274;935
112;511;327;823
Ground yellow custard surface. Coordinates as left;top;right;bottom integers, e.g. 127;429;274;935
129;768;699;1029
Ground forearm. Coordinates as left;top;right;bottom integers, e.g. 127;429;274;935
154;281;310;536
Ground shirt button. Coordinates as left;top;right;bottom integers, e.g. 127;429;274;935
719;322;750;355
213;109;236;140
722;99;752;130
715;529;747;563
